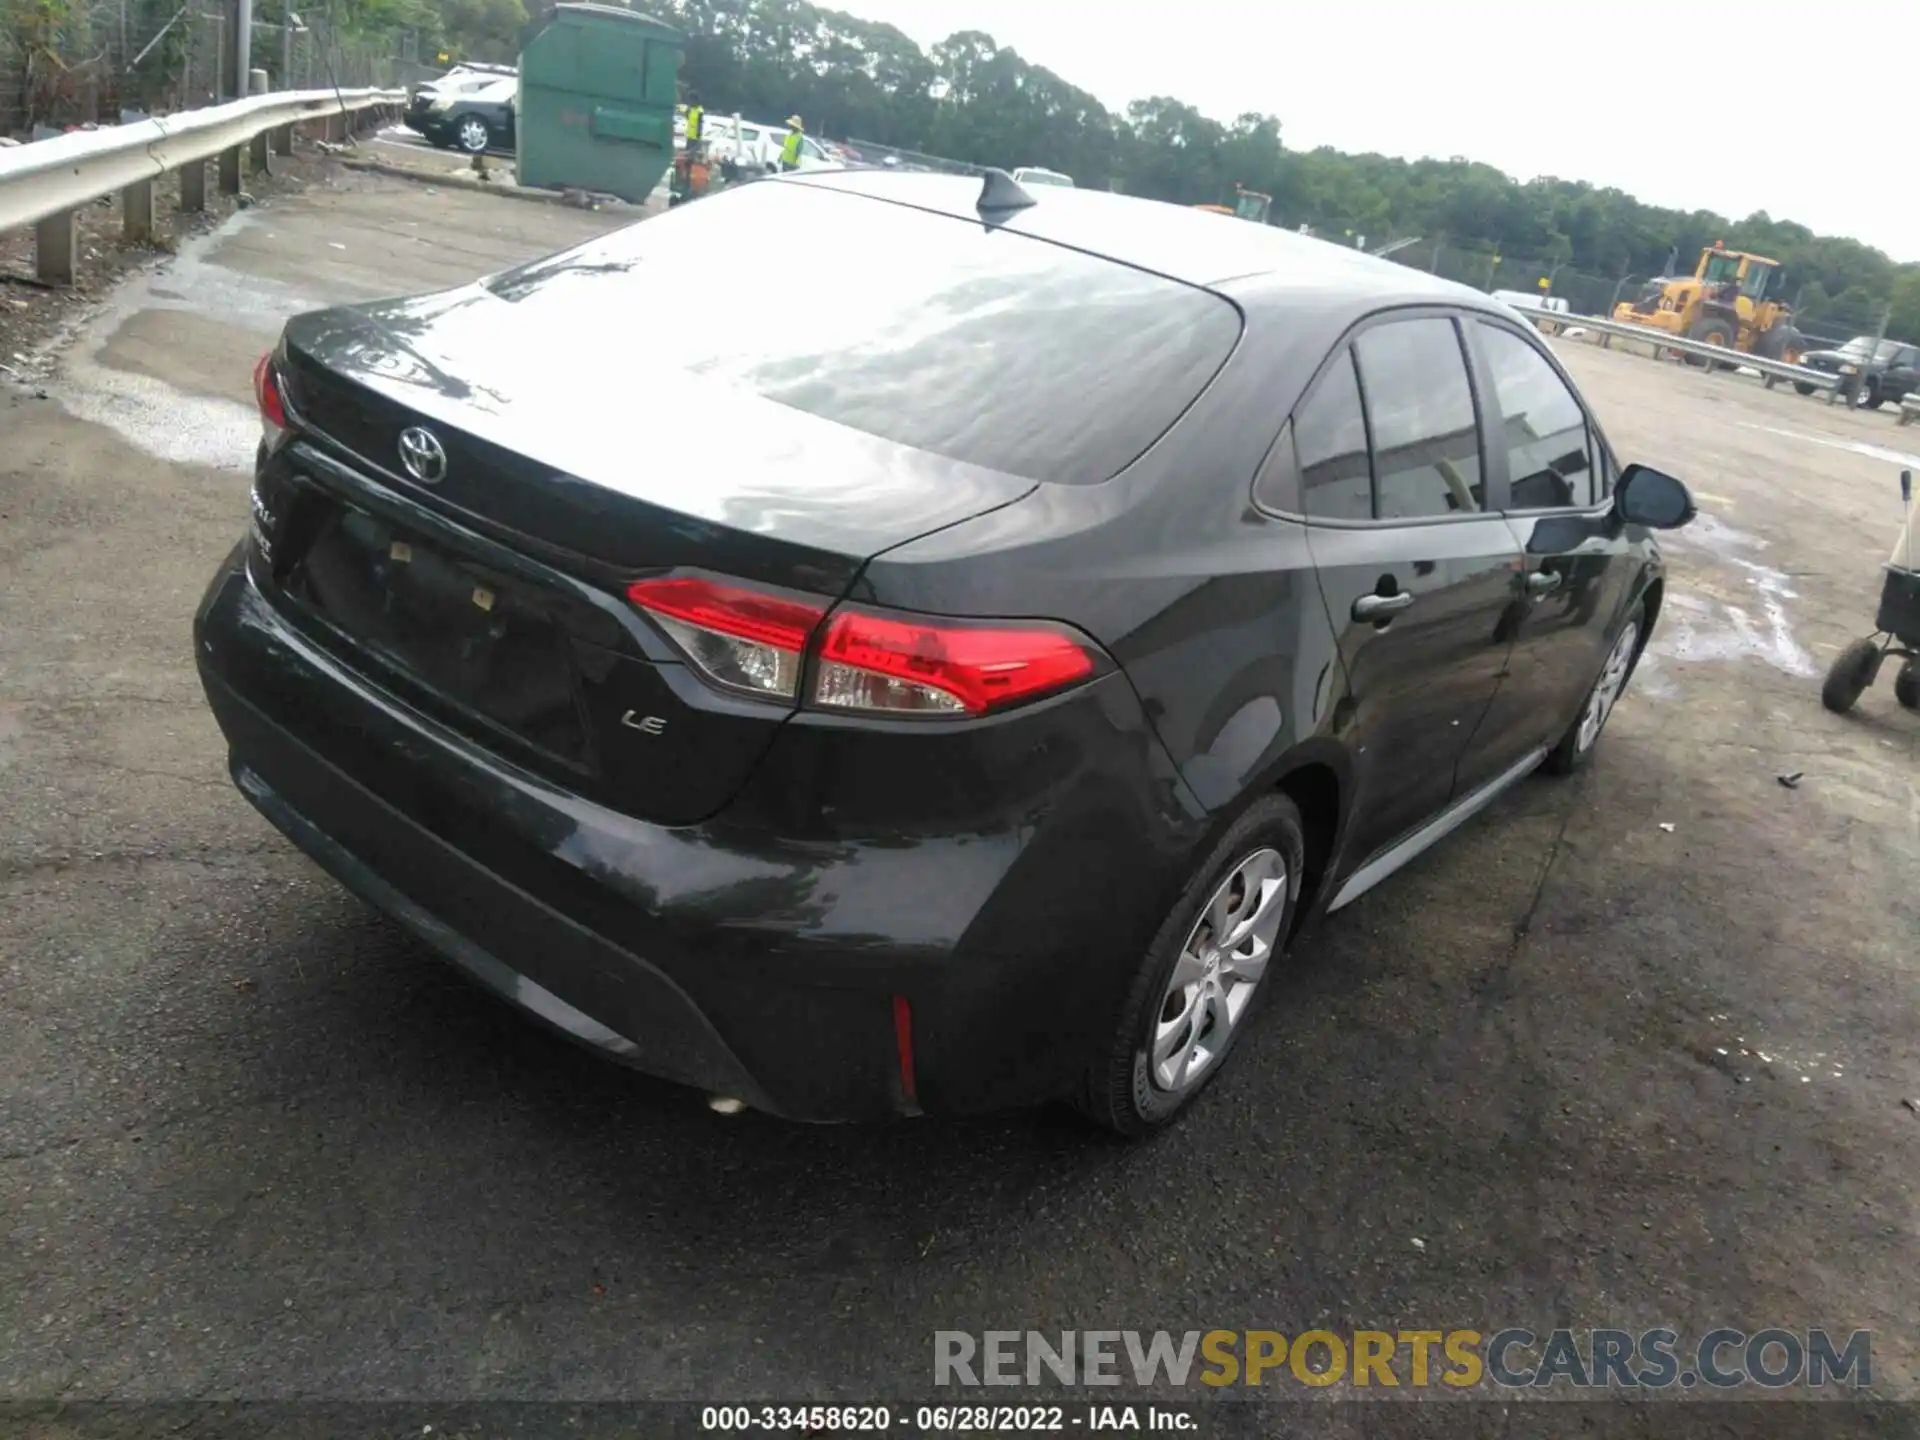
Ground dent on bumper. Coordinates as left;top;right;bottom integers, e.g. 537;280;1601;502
194;548;1203;1119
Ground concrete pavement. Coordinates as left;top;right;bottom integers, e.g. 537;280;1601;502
2;171;1918;1421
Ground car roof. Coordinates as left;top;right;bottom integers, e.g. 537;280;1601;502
789;170;1492;317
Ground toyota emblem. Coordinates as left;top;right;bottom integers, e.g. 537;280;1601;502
397;426;447;485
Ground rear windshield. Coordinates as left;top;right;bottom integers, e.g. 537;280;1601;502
484;180;1241;484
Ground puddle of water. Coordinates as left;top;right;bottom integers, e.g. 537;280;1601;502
39;209;338;471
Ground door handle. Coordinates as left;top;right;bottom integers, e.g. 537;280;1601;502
1352;591;1415;621
1525;570;1563;596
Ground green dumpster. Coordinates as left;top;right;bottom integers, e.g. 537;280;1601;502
514;4;683;203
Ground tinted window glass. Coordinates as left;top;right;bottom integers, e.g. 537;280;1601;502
485;182;1241;484
1478;323;1594;509
1293;351;1371;521
1353;318;1483;519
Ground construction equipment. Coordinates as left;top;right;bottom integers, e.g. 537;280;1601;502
1194;185;1271;225
1611;241;1802;363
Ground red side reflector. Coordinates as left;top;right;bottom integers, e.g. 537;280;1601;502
816;609;1095;716
892;994;917;1106
253;353;288;434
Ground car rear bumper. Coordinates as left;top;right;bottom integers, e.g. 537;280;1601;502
195;545;1203;1120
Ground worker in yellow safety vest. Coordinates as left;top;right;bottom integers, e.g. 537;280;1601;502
780;116;804;172
684;91;705;160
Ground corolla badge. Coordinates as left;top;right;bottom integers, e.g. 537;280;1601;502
397;426;447;485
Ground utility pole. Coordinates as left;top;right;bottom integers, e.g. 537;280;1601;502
234;0;254;96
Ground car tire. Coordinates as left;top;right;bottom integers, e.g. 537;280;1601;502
1821;637;1883;714
1855;380;1881;411
456;117;491;154
1793;381;1815;396
1893;658;1919;711
1073;794;1305;1138
1543;602;1646;775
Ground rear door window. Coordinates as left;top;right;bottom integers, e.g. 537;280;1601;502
1476;322;1597;509
486;180;1242;484
1291;350;1372;521
1352;317;1484;519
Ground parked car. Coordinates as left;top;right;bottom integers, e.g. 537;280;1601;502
413;75;516;154
1011;165;1074;188
403;71;508;135
1792;336;1920;410
202;172;1693;1135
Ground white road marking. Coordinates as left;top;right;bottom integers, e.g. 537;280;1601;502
1739;421;1920;472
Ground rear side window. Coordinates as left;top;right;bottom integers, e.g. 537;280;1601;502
1293;351;1372;521
1352;318;1483;519
485;181;1241;483
1477;322;1595;509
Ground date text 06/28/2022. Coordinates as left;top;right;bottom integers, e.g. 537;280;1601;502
700;1405;1195;1432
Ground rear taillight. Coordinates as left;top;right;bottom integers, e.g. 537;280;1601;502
626;576;824;701
626;575;1098;717
253;352;289;447
815;607;1094;716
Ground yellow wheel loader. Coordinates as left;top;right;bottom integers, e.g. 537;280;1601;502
1193;186;1272;225
1612;241;1802;364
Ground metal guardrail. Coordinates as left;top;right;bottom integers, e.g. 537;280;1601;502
1523;308;1849;399
0;87;403;284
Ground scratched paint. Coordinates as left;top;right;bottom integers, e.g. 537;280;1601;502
1647;511;1817;680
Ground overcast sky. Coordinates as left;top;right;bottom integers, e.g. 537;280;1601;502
852;0;1918;261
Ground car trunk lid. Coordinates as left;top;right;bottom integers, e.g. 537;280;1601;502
265;294;1035;827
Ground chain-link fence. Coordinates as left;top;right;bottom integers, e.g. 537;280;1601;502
1;1;407;136
1383;241;1905;349
840;136;981;177
1789;300;1894;352
1382;242;1641;318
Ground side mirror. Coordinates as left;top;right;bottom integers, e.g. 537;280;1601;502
1615;463;1695;530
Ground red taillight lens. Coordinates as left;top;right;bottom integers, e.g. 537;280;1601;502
815;607;1095;716
627;576;826;700
253;353;288;443
628;575;1098;717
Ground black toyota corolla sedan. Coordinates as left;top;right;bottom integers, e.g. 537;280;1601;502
196;171;1694;1134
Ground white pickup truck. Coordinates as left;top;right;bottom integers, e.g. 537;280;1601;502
676;114;833;173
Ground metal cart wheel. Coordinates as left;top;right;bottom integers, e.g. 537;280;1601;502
1896;658;1920;711
1821;637;1884;714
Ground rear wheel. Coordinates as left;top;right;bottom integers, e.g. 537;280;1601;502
1755;323;1797;361
1793;381;1816;396
1544;605;1645;775
1074;795;1304;1137
1821;637;1883;713
456;116;491;154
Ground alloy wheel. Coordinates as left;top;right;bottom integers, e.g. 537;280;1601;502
458;119;489;152
1148;848;1288;1094
1576;619;1641;753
